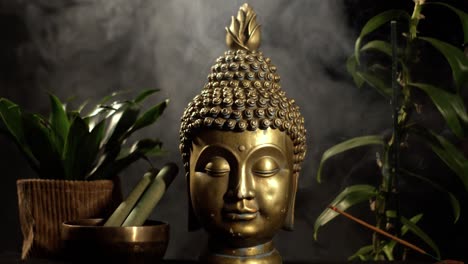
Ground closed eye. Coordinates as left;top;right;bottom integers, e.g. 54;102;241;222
205;167;230;177
204;156;230;177
252;157;280;177
253;168;280;177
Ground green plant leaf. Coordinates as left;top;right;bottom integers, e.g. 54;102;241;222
0;98;25;145
127;99;169;136
93;139;162;180
400;216;441;259
419;37;468;91
145;144;167;156
411;127;468;191
409;82;467;138
349;245;374;261
117;138;163;159
360;40;393;57
86;147;121;180
317;135;384;183
134;89;160;104
103;103;140;147
355;10;409;64
313;184;378;240
0;99;38;171
22;113;63;178
347;55;365;88
63;116;91;180
382;214;424;260
48;94;70;154
82;119;107;175
97;90;132;105
358;71;392;98
427;2;468;44
63;116;105;181
431;133;468;191
400;168;460;223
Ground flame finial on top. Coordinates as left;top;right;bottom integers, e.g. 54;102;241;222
225;3;261;51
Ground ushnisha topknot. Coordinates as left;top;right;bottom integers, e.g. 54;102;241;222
179;3;307;180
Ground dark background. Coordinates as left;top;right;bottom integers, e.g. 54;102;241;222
0;0;467;262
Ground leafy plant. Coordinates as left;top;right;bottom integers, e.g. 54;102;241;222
314;0;468;261
0;89;168;180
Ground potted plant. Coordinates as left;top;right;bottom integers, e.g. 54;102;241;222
313;0;468;261
0;89;169;259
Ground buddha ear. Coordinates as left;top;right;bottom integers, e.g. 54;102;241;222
187;171;202;231
283;171;298;231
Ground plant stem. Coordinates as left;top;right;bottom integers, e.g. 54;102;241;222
409;0;424;41
374;1;425;260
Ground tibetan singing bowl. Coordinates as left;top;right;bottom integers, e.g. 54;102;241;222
61;218;169;263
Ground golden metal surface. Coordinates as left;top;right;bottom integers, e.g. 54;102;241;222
179;3;307;264
226;3;261;51
190;129;293;242
61;218;169;263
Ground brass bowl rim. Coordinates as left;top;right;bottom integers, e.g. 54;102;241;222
62;218;169;229
61;218;170;243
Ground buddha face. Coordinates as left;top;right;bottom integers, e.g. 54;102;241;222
189;128;294;246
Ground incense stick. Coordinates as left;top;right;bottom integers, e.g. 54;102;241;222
328;205;441;262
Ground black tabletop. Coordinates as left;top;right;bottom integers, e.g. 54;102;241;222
0;251;437;264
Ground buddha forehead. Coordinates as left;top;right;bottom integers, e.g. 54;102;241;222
191;129;293;158
193;128;290;148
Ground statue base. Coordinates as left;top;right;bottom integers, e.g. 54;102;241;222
199;240;282;264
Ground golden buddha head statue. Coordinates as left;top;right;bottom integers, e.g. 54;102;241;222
179;3;306;263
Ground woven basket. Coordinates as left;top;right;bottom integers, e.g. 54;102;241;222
16;178;122;260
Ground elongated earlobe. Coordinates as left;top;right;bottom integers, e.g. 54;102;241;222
283;172;298;231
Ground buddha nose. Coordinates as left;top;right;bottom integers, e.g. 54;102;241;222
232;167;255;200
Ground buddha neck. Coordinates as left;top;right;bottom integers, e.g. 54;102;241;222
199;239;282;264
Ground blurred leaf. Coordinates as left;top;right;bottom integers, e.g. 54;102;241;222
411;127;468;191
117;138;163;159
76;100;89;114
347;55;365;88
349;245;374;261
104;104;140;147
86;103;121;130
0;99;25;145
63;116;91;180
97;90;132;105
358;71;392;98
22;113;62;178
355;10;409;64
427;2;468;44
420;37;468;91
409;82;466;138
317;135;384;183
48;94;70;154
134;89;160;104
401;168;460;223
383;214;424;260
145;144;167;157
0;99;38;171
401;216;441;259
86;146;121;180
128;139;163;155
313;184;378;240
361;40;393;57
83;119;106;174
430;133;468;191
92;139;162;180
127;99;169;136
